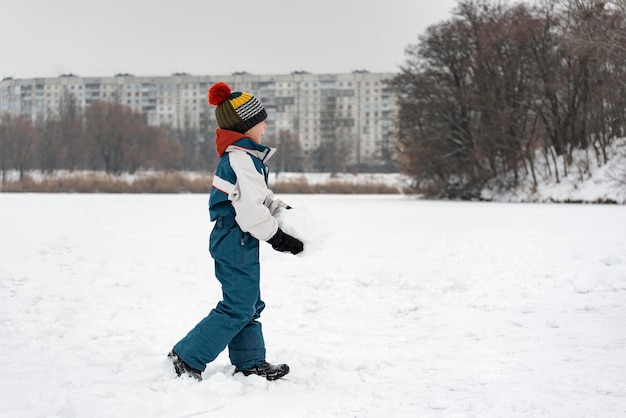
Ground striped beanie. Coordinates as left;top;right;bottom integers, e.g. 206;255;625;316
208;82;267;133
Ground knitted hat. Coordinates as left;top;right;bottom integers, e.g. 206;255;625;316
208;82;267;133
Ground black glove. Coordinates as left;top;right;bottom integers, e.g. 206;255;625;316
267;228;304;255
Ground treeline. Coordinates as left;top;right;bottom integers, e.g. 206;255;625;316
392;0;626;198
0;95;351;182
0;96;219;180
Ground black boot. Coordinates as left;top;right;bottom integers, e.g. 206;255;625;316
168;350;202;381
236;362;290;381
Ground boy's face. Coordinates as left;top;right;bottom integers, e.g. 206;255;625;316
245;121;267;144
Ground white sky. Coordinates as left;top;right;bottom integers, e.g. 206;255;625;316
1;0;461;79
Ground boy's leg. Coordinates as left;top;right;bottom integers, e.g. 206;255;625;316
174;261;265;371
173;227;262;372
228;298;266;370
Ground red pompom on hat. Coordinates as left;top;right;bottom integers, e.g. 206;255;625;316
208;82;231;106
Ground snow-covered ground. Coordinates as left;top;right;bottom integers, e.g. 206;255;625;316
1;194;625;417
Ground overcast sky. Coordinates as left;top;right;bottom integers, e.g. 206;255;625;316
2;0;463;79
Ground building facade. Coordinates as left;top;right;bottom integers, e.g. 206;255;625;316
0;71;397;170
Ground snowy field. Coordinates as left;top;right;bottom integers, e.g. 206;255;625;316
1;194;625;418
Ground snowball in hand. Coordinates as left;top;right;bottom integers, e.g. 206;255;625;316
275;206;331;256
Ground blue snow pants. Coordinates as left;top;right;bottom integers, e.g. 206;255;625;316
173;216;266;372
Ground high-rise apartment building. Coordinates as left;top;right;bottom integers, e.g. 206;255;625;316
0;71;397;169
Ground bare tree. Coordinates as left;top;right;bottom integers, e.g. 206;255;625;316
38;119;62;172
0;114;38;180
392;1;491;198
85;102;147;174
59;92;85;171
35;94;85;172
311;139;348;176
265;129;303;175
392;0;626;198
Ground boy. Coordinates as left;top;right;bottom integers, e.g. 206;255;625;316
168;82;303;381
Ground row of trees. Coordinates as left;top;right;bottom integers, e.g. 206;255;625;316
0;94;354;181
0;95;220;180
392;0;626;198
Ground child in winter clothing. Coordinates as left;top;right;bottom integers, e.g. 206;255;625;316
169;82;303;382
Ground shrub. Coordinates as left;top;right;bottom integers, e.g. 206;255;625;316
1;171;401;194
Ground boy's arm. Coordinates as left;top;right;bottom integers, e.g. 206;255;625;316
229;151;278;241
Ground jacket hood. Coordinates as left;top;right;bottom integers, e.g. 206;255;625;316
214;129;276;162
215;129;247;157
